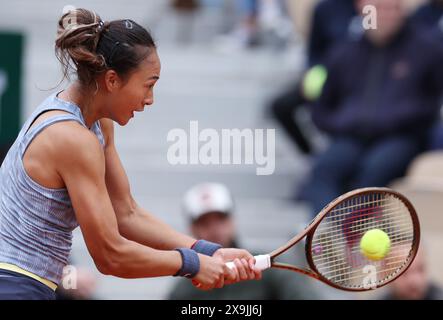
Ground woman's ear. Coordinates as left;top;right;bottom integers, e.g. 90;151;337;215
103;69;121;92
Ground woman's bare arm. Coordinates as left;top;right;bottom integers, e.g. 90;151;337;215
53;121;186;278
100;119;196;250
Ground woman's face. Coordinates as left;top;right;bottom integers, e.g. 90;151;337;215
107;49;161;125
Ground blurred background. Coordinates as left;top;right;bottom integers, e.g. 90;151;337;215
0;0;442;300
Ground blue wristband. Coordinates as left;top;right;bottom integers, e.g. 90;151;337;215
174;248;200;278
192;240;222;256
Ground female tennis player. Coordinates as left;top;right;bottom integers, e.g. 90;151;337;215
0;8;261;300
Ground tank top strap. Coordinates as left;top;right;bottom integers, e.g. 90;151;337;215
18;93;83;136
18;114;85;158
17;92;106;154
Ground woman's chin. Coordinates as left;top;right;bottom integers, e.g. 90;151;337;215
116;116;131;126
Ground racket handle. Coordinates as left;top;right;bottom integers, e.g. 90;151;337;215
225;254;271;271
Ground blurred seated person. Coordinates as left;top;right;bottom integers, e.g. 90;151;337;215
409;0;443;31
409;0;443;150
380;246;443;300
269;0;358;154
168;183;324;300
298;0;443;216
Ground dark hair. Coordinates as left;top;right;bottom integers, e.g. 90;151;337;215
55;8;156;85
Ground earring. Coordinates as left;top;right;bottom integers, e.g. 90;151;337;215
94;80;99;96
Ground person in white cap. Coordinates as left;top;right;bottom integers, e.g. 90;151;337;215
168;182;324;300
182;183;237;249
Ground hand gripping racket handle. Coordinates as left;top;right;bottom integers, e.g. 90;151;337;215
225;254;271;271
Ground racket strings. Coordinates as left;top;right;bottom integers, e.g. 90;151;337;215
313;220;413;248
328;198;395;214
313;207;413;235
313;231;413;256
316;250;412;272
313;203;413;244
310;193;416;289
316;202;408;235
324;200;401;223
330;263;410;283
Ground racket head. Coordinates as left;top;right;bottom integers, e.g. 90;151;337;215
305;187;420;291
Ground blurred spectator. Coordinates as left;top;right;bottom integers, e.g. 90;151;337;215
380;246;443;300
409;1;443;150
172;0;199;10
216;0;292;51
237;0;261;47
409;0;443;31
269;0;358;154
213;0;260;50
170;0;201;44
308;0;359;67
299;0;443;215
168;182;324;299
286;0;321;44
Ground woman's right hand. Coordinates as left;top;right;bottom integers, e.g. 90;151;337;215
192;254;231;290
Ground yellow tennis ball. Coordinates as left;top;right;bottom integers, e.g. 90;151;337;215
302;65;328;101
360;229;391;261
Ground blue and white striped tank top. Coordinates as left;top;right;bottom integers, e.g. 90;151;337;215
0;92;105;284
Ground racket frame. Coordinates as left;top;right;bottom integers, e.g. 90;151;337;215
267;187;421;291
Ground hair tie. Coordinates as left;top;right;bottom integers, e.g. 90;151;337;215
124;20;133;30
96;20;105;34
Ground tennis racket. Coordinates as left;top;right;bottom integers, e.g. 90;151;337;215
227;187;420;291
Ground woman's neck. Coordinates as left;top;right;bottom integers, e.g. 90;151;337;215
58;82;106;129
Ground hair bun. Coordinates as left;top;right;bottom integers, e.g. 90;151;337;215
55;8;107;84
55;8;156;86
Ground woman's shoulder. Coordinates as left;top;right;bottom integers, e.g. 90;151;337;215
46;119;102;152
46;121;105;171
22;116;103;190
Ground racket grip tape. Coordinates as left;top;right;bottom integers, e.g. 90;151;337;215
225;254;271;271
